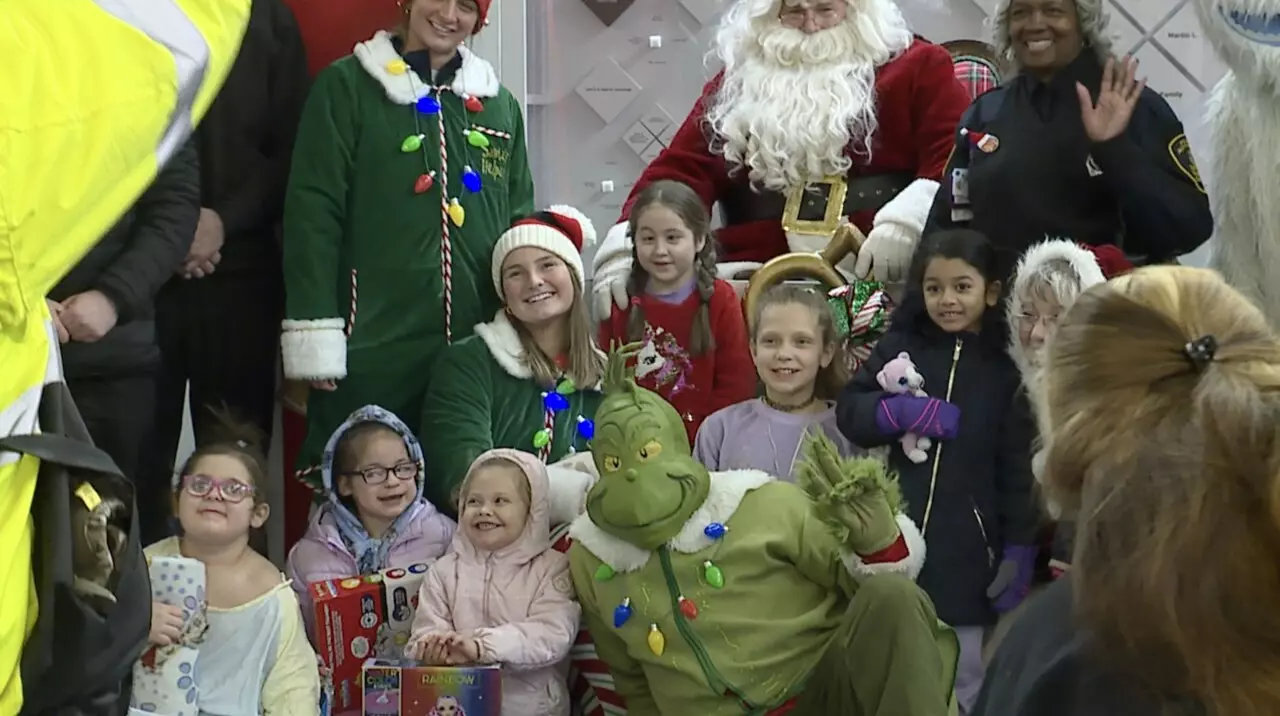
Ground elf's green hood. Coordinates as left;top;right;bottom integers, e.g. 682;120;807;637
587;347;710;550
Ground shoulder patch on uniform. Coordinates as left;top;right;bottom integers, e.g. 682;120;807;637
1168;134;1205;193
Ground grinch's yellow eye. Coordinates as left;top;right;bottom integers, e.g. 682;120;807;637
638;440;663;460
602;455;622;472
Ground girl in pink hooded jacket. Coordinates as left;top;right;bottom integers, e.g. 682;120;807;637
408;448;580;716
287;405;456;637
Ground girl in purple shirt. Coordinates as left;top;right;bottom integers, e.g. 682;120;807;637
694;284;860;480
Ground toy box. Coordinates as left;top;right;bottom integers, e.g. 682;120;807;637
362;660;501;716
312;564;430;715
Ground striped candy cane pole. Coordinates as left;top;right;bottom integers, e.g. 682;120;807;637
345;269;358;337
435;87;454;343
539;407;555;462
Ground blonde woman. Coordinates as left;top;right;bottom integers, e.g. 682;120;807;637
977;265;1280;715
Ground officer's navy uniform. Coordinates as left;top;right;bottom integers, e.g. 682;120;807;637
926;50;1212;280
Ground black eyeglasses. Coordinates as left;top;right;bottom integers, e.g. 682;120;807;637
344;461;420;485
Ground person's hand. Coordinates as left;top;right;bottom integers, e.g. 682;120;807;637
988;544;1039;613
309;379;338;391
417;632;452;665
855;222;914;282
46;299;70;343
795;432;902;556
60;290;119;342
179;208;225;278
149;602;185;646
444;633;481;664
1077;56;1146;143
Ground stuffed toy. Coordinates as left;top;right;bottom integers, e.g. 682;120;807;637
877;352;932;463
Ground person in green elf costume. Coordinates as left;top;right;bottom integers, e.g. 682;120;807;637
563;348;960;716
279;0;534;491
420;206;609;519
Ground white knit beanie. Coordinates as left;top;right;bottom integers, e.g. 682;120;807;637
491;205;597;296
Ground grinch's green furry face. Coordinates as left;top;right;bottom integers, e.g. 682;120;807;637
588;392;709;550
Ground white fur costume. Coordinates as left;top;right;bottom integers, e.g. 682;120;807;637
1198;0;1280;326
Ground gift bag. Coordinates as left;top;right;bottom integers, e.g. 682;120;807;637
130;557;209;716
828;282;894;374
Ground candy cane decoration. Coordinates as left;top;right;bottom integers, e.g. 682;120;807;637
435;87;454;343
345;269;358;337
468;124;512;140
539;407;554;462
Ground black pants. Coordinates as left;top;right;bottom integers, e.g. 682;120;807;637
66;374;162;538
148;269;282;543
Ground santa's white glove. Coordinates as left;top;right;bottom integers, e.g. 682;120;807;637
591;256;632;322
854;221;916;283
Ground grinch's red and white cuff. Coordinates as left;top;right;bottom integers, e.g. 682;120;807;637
281;318;347;381
841;513;926;581
872;178;940;235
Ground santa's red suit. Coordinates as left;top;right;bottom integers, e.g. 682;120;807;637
282;0;402;76
591;1;969;311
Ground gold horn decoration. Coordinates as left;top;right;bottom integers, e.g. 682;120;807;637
744;224;866;328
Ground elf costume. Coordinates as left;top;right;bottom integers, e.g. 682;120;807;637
419;207;606;512
563;349;959;716
281;10;535;491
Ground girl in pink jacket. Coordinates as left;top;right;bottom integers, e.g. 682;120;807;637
287;405;456;636
408;448;580;716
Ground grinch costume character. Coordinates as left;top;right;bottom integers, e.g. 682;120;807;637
564;350;957;715
281;2;535;486
591;0;970;316
1198;0;1280;328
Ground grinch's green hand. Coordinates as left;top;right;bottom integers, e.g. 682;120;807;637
795;432;903;555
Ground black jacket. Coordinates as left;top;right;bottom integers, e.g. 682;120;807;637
926;50;1212;281
194;0;309;272
50;141;200;378
975;579;1203;716
836;302;1037;627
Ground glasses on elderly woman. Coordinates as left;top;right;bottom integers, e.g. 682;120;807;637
183;474;256;503
1016;312;1061;330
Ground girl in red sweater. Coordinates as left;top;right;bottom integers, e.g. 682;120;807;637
597;179;756;441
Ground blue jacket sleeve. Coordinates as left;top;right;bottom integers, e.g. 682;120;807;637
924;101;981;235
835;335;902;449
1089;89;1212;261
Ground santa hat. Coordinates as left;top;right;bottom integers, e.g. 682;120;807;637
1080;243;1134;279
491;205;597;296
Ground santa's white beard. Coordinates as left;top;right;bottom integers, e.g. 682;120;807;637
706;8;912;192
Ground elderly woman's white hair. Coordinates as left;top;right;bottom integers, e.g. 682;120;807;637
989;0;1115;64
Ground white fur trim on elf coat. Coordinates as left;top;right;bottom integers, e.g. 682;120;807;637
872;178;940;234
354;31;499;105
473;310;608;380
568;469;775;573
840;513;927;581
281;318;347;381
546;462;598;526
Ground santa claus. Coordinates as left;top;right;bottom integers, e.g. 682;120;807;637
591;0;970;316
1197;0;1280;328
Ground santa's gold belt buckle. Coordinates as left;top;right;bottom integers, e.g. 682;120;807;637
782;175;848;239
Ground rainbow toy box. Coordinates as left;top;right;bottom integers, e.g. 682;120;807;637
311;564;430;715
362;660;502;716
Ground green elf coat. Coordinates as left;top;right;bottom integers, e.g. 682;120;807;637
565;470;943;715
420;310;606;516
281;31;534;487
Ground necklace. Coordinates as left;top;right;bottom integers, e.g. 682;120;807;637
762;395;817;413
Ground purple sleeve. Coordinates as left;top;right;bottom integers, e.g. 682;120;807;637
693;408;727;470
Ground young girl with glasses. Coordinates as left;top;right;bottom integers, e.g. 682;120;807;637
286;405;456;638
145;419;321;714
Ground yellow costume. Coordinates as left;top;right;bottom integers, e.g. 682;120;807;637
0;1;250;710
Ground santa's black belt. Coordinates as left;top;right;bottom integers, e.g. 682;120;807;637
720;172;916;226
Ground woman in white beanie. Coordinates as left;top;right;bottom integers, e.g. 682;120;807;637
420;205;607;516
1006;238;1109;577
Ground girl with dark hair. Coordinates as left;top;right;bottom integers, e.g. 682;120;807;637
597;179;756;442
695;284;857;480
837;228;1039;714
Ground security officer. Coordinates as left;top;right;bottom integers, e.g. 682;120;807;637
0;1;250;712
925;0;1212;281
